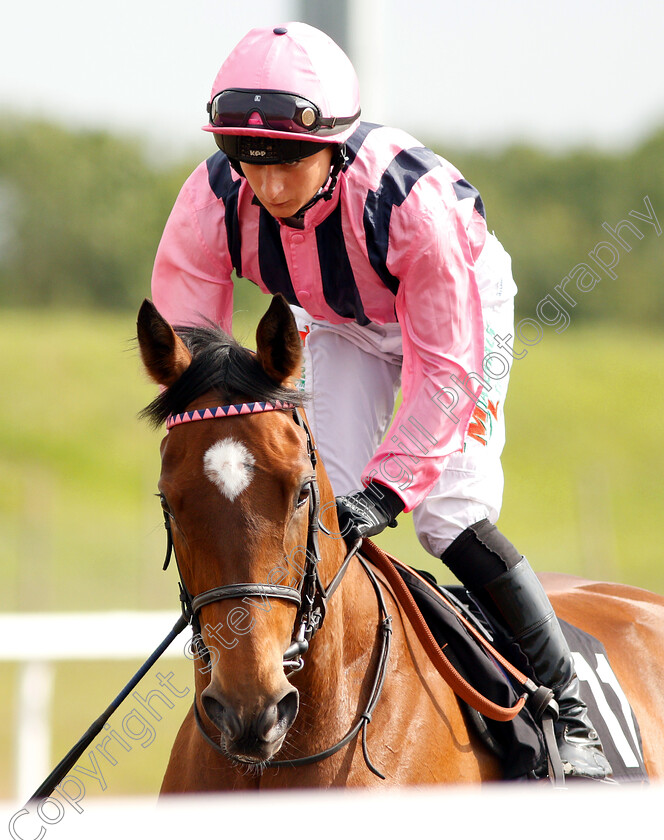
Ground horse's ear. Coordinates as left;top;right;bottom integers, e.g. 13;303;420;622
137;299;192;388
255;295;303;385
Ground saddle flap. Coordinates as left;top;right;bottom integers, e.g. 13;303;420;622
393;561;649;783
393;561;546;778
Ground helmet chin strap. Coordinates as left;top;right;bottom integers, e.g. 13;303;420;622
227;143;347;220
292;144;347;218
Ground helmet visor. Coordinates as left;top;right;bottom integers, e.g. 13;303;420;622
208;88;360;137
215;133;328;165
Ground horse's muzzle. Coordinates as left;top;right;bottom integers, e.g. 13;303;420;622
201;683;299;762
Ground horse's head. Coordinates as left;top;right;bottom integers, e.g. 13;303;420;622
137;295;338;766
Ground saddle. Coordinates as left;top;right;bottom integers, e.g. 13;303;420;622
360;540;648;783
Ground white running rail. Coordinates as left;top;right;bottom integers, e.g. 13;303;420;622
0;611;186;800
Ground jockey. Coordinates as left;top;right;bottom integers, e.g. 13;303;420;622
151;21;610;781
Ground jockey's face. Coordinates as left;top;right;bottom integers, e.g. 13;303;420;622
241;146;334;218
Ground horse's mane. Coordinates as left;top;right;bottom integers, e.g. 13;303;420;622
140;322;304;429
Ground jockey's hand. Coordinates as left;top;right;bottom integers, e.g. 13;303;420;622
335;483;405;546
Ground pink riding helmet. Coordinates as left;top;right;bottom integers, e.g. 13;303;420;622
203;22;361;147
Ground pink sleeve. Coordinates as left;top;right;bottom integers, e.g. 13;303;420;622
151;169;235;332
361;197;486;512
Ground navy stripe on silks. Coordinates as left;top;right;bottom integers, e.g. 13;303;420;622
453;178;486;220
206;152;243;276
316;200;370;325
363;146;442;295
257;208;300;306
344;122;381;168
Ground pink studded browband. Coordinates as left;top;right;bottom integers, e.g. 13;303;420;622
165;400;298;430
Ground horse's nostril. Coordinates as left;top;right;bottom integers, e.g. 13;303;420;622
202;694;242;741
256;702;277;740
201;686;298;750
255;688;299;741
276;689;299;732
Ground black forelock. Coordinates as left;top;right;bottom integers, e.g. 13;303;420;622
139;322;304;429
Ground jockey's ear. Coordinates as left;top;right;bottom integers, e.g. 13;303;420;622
137;298;192;388
255;294;303;385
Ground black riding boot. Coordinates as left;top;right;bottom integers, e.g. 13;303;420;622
441;520;612;781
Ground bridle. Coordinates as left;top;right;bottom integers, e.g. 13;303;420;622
30;399;563;802
161;400;392;776
163;401;358;669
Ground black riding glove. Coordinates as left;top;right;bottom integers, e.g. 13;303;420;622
335;483;405;546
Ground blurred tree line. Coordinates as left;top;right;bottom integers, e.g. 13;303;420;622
447;130;664;324
1;115;662;323
0;118;184;310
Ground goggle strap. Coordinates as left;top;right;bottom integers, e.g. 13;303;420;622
317;109;361;129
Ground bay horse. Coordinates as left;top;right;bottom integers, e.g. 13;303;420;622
137;295;664;791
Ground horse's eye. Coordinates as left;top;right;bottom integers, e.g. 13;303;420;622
296;484;311;509
158;492;172;514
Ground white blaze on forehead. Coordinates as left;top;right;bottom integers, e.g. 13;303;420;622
203;439;256;502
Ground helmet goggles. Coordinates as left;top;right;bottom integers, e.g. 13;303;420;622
208;88;360;137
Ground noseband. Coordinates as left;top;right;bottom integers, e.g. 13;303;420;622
161;399;391;776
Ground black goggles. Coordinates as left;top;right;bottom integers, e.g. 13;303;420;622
207;89;360;136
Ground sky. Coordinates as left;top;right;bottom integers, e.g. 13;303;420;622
1;0;664;161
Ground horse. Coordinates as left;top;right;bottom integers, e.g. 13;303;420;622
136;295;664;791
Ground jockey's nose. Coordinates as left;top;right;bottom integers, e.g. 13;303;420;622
260;166;288;202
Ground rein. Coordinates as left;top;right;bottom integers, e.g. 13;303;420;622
359;542;558;721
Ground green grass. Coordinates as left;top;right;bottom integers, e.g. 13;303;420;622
497;324;664;589
379;324;664;593
1;306;663;799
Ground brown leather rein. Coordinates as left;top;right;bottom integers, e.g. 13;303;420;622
359;540;543;722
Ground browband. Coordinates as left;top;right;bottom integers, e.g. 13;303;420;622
166;400;298;430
